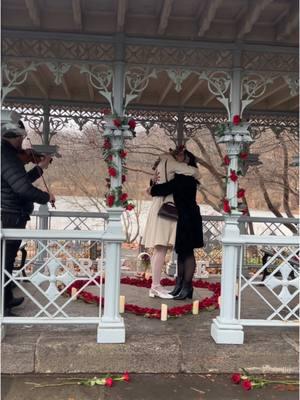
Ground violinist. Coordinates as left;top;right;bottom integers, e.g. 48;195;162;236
1;110;55;316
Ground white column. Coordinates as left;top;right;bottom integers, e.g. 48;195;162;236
97;33;126;343
211;215;244;344
211;51;244;344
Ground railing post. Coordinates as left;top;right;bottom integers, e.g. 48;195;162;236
36;204;50;265
97;208;125;343
211;214;244;344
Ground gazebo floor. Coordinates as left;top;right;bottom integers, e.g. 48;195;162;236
1;278;298;375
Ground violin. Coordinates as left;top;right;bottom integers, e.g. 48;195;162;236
18;148;49;165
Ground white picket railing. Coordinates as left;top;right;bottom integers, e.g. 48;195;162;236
211;215;299;344
1;207;126;343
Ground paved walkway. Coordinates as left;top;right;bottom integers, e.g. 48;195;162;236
2;374;299;400
1;278;299;375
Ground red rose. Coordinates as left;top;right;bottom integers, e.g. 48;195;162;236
231;373;241;384
237;188;245;198
119;150;127;159
239;151;248;160
122;372;130;382
229;169;238;182
103;139;111;150
113;118;122;128
120;193;128;202
242;379;252;391
128;119;136;129
106;195;115;207
232;115;241;125
126;204;134;211
108;167;117;177
223;155;230;166
122;174;126;183
105;377;113;387
223;199;231;214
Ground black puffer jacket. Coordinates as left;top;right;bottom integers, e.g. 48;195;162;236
1;140;50;217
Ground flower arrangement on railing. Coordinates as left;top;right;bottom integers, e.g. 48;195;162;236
102;136;135;211
231;369;299;392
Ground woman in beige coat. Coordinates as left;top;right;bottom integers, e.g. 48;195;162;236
142;150;200;298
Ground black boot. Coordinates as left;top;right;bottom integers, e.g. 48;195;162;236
173;284;193;300
169;276;183;296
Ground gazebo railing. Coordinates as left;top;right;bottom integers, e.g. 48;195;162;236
211;216;299;345
1;225;125;343
24;211;299;272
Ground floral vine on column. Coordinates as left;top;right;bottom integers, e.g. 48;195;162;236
102;113;136;211
216;114;251;216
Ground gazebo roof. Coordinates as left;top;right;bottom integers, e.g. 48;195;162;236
2;0;299;117
2;0;299;44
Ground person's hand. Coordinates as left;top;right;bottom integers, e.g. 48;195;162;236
153;170;160;184
48;192;56;205
146;187;152;195
38;155;52;170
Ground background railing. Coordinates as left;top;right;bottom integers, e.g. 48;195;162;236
21;210;299;275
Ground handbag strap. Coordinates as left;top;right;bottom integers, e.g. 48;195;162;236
164;159;168;182
162;160;169;203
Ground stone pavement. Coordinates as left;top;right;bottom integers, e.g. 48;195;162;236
1;278;299;375
2;374;299;400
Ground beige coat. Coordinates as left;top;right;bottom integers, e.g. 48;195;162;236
142;153;200;249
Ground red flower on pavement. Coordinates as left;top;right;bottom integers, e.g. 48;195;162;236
113;118;122;128
229;169;238;182
122;174;126;183
106;195;115;207
223;155;230;166
233;115;241;125
122;372;130;382
128;119;136;130
119;150;127;159
237;188;245;198
239;151;248;160
105;377;113;387
126;204;135;211
242;379;252;391
108;167;117;177
231;373;241;384
223;198;231;214
103;139;111;150
120;193;128;202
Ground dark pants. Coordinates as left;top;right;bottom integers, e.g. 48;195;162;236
1;212;28;308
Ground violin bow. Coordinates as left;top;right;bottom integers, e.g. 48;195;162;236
26;138;56;208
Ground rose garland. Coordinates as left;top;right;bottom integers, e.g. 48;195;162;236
102;115;136;211
219;115;249;215
66;277;220;319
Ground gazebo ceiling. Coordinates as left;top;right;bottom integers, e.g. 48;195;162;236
2;0;299;115
2;0;298;44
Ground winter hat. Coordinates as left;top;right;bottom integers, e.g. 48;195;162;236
1;110;27;138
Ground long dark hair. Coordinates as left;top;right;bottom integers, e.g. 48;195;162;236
184;150;197;167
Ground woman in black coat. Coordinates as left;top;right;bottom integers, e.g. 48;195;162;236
150;149;203;300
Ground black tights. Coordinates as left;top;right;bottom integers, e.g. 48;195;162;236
177;250;196;288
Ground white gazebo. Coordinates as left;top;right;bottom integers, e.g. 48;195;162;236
1;0;299;343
